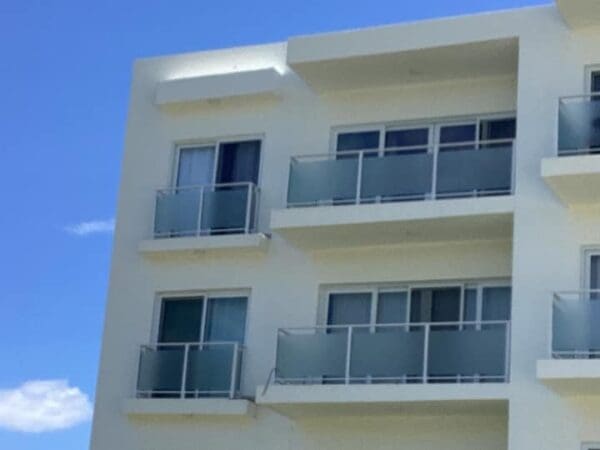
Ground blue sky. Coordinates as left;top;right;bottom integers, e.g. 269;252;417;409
0;0;548;448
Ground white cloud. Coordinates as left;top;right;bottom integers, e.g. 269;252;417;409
64;218;115;236
0;380;93;433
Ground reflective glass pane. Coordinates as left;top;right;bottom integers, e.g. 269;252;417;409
439;124;477;151
553;298;600;354
558;98;600;153
328;293;371;326
482;287;511;321
337;131;380;151
200;185;250;232
216;140;261;184
186;345;235;395
204;297;247;344
385;128;429;151
137;346;184;394
158;299;203;343
154;190;201;237
377;292;408;324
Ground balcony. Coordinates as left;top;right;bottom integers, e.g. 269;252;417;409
257;321;511;416
537;291;600;395
138;182;269;257
123;342;255;417
272;140;515;249
542;95;600;205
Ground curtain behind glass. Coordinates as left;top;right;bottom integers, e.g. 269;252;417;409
203;297;247;344
158;298;204;343
176;146;215;187
216;140;261;184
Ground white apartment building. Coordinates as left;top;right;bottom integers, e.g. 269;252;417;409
90;1;600;449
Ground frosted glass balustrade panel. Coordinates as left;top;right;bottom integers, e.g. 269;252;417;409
436;145;513;196
276;332;348;381
559;98;600;154
185;345;236;396
287;158;359;206
553;298;600;355
427;325;507;380
200;185;253;233
137;346;185;395
154;190;201;237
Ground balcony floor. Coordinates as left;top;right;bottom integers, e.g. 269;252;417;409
256;383;508;418
271;196;514;250
122;398;256;418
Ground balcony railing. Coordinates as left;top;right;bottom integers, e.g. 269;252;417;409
135;342;243;399
558;94;600;156
552;291;600;359
274;321;511;385
286;140;514;207
153;182;259;238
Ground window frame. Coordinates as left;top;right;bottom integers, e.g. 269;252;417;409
170;134;264;189
584;65;600;94
331;112;516;158
320;280;511;330
582;246;600;292
151;290;251;345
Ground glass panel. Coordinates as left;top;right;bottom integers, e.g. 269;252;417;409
186;345;235;395
137;346;184;394
276;332;348;381
176;146;215;187
439;124;477;151
590;254;600;293
377;292;408;324
385;128;429;153
592;71;600;93
436;145;512;196
428;325;507;379
204;297;247;344
360;152;433;200
216;140;261;184
154;189;201;237
463;288;478;322
327;293;371;327
158;298;203;343
558;97;600;153
350;329;425;380
482;287;511;321
411;288;461;323
287;158;358;205
479;118;516;147
553;298;600;354
337;131;380;152
200;185;251;233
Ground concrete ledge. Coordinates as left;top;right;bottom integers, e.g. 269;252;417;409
122;398;256;417
537;359;600;395
256;384;508;417
270;196;514;249
139;233;270;258
557;0;600;28
541;155;600;205
155;68;281;105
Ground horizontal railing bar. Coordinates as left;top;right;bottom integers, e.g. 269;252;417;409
290;139;515;161
140;341;244;349
559;92;600;101
277;320;510;333
274;375;506;382
157;181;258;193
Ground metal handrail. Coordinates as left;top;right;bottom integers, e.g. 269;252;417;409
290;139;515;162
156;181;258;194
559;92;600;102
136;341;243;399
277;320;509;333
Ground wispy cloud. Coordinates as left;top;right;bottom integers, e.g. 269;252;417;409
0;380;93;433
64;218;115;236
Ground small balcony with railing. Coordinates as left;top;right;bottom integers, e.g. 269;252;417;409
257;320;511;416
122;342;255;417
542;95;600;205
537;291;600;395
138;182;269;257
271;140;515;249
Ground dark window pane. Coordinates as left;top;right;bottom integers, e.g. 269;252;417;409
377;292;408;324
463;289;478;322
482;287;512;321
327;293;371;326
204;297;247;344
439;124;477;151
480;118;516;142
385;128;429;149
216;140;261;184
336;131;380;152
431;288;461;322
159;298;204;343
592;71;600;93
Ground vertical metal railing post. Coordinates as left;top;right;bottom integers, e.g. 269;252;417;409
355;152;364;205
196;186;205;236
504;322;511;382
549;293;557;359
230;343;239;399
345;326;353;384
422;324;430;384
180;344;190;399
244;183;252;234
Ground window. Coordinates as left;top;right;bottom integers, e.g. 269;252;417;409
325;283;511;328
158;295;247;344
175;139;261;188
590;70;600;93
584;249;600;299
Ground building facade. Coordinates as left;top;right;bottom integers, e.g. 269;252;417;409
91;1;600;449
